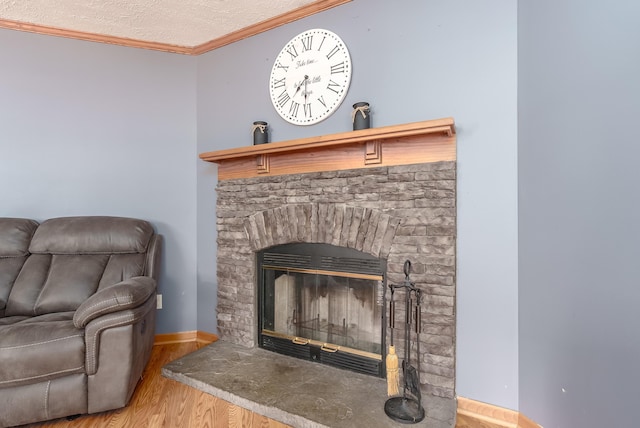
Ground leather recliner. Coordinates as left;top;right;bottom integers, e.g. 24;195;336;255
0;216;162;427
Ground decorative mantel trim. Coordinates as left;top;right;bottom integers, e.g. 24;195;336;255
200;117;456;180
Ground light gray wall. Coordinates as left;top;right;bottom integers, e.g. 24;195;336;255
0;29;199;335
196;0;519;409
4;1;637;423
518;1;640;426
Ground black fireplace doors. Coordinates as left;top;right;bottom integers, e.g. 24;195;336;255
258;243;387;377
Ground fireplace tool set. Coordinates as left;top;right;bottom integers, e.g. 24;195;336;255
384;260;426;424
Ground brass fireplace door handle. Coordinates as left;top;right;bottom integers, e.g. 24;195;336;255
320;343;340;353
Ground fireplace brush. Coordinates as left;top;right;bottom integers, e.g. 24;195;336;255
386;286;399;396
384;260;425;424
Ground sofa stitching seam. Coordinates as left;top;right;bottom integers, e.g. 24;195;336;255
0;366;84;386
0;334;83;350
76;296;134;324
44;380;50;419
88;313;135;372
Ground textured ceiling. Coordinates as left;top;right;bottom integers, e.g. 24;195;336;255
0;0;319;47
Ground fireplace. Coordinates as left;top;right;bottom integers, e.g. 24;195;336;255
258;243;387;376
202;119;457;400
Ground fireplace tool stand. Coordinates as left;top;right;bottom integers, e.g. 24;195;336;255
384;260;425;424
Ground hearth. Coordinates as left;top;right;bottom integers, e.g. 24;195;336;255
257;243;386;376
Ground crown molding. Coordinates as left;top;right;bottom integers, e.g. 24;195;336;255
0;0;351;56
191;0;351;55
0;17;192;54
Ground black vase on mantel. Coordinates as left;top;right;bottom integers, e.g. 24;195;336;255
252;121;269;145
352;102;371;130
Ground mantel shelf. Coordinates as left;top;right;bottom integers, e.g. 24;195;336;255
200;117;456;180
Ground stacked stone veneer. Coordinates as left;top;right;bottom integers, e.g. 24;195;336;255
215;161;456;399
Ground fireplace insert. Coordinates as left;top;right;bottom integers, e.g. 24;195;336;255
258;243;387;377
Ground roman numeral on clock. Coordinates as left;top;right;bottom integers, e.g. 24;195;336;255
275;62;288;72
286;45;298;60
301;35;313;52
317;36;326;52
277;90;291;108
330;62;345;74
289;101;300;117
303;103;312;117
327;80;341;94
326;45;340;60
272;77;286;89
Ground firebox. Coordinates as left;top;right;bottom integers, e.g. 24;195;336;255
257;243;387;377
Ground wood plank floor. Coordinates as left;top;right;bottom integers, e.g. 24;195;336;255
23;342;502;428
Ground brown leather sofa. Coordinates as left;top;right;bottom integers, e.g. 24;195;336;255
0;216;162;427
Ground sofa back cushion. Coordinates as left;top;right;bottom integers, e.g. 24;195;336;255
0;219;39;313
5;217;154;317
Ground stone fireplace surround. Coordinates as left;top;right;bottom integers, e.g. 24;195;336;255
216;160;457;399
209;119;458;402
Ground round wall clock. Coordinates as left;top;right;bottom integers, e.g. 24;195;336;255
269;28;352;126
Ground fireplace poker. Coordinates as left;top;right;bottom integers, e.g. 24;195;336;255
404;288;422;404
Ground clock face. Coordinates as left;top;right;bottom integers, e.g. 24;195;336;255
269;29;352;126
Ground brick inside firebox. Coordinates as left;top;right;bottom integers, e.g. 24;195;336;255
215;161;456;400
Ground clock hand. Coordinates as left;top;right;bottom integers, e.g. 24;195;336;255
294;75;309;97
304;77;309;103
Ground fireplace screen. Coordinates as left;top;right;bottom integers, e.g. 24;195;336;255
258;243;386;377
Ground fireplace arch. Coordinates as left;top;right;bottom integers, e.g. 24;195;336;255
244;203;400;259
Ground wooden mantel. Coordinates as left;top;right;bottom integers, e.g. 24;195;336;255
199;117;456;180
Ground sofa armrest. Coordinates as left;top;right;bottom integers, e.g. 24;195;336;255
73;276;156;328
84;295;156;375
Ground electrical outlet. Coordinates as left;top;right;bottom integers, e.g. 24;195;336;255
156;294;163;309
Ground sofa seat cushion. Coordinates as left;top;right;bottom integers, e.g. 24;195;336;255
0;315;30;326
0;312;85;388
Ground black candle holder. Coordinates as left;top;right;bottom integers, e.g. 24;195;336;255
352;102;371;130
252;121;269;145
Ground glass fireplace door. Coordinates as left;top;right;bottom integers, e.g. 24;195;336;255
261;267;383;357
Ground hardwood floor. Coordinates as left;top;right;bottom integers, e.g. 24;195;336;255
23;342;287;428
23;342;502;428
